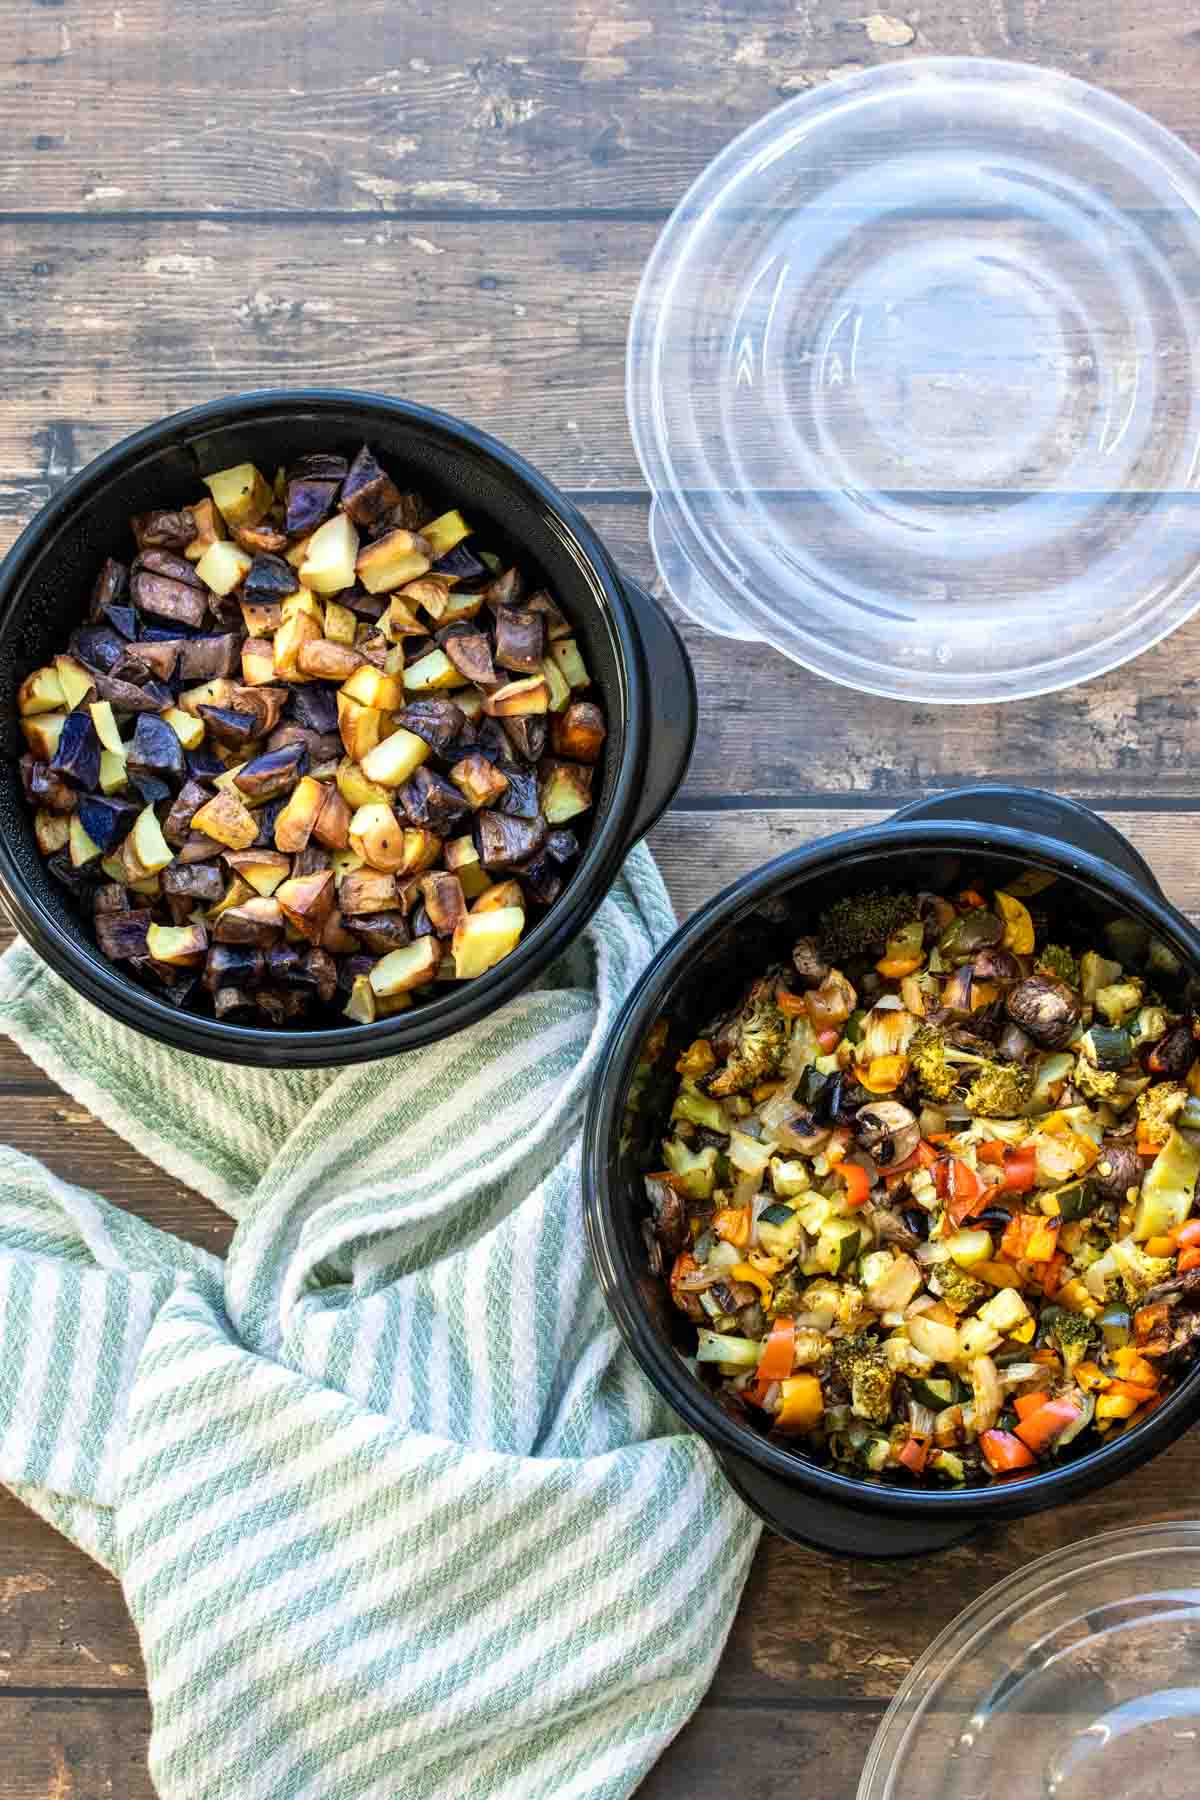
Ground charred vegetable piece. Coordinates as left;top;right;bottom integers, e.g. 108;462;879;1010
438;623;497;689
75;795;138;854
131;571;208;630
49;712;102;790
95;909;152;961
399;766;469;835
127;712;186;781
474;810;547;869
212;897;284;945
340;444;402;527
341;911;410;954
494;607;546;675
233;743;307;803
550;702;606;765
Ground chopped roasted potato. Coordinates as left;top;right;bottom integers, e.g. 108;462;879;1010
359;727;430;789
349;801;408;873
274;777;330;853
211;896;285;946
355;528;432;595
147;922;208;968
483;676;549;718
338;868;399;915
299;512;359;596
241;638;277;686
403;648;471;696
540;760;594;825
551;701;607;763
369;936;440;996
195;539;253;597
550;637;590;690
21;711;67;762
419;871;467;936
276;870;335;944
34;808;70;856
185;497;225;560
472;879;525;914
449;753;509;811
337;692;384;763
422;510;471;559
451;907;524;979
203;463;273;530
296;638;365;682
273;610;322;681
191;786;259;851
224;849;292;897
54;655;98;711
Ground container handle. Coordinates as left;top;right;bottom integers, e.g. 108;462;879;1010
619;578;698;845
890;786;1164;899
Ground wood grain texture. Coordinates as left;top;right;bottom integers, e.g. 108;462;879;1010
0;0;1193;215
0;1695;151;1800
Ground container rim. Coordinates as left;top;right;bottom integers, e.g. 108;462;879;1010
583;817;1200;1517
0;388;645;1066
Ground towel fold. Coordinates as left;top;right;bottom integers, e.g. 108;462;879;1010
0;843;757;1800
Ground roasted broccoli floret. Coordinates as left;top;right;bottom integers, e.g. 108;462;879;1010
1046;1308;1096;1372
909;1024;956;1102
1112;1240;1174;1305
963;1059;1033;1119
931;1262;989;1315
703;975;789;1098
1037;944;1080;989
818;889;919;961
1136;1080;1188;1143
832;1331;894;1424
1075;1060;1120;1102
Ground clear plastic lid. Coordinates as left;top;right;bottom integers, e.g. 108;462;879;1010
627;60;1200;703
858;1522;1200;1800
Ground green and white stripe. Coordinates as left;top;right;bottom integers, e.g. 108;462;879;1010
0;844;758;1799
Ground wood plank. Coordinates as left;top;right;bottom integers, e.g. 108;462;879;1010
0;215;649;494
647;806;1200;919
0;1696;151;1800
0;1500;142;1688
0;0;1195;214
636;1703;880;1799
593;511;1200;804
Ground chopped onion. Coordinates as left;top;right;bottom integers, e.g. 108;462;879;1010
915;1239;952;1266
908;1400;936;1437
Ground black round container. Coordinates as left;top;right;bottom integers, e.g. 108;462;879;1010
0;390;695;1067
584;786;1200;1555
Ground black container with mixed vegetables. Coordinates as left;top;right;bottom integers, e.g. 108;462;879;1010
648;875;1200;1487
14;444;606;1028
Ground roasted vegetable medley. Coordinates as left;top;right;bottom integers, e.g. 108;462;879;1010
17;444;606;1026
649;879;1200;1485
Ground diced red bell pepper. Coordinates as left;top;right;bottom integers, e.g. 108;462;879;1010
897;1434;930;1474
757;1316;796;1384
1179;1246;1200;1274
1013;1390;1051;1421
840;1162;871;1210
1014;1395;1084;1453
980;1429;1037;1473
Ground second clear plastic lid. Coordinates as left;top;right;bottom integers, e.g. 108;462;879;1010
858;1522;1200;1800
627;60;1200;703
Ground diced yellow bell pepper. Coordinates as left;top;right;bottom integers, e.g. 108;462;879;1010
1145;1235;1176;1258
1096;1392;1139;1421
1025;1220;1061;1263
1009;1317;1037;1343
729;1263;774;1304
1112;1347;1160;1387
675;1038;716;1079
713;1207;752;1250
974;1260;1024;1288
775;1374;824;1433
859;1055;909;1093
1189;1060;1200;1097
1074;1362;1110;1392
1055;1279;1098;1316
995;891;1035;954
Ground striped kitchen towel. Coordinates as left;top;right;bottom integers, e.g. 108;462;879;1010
0;841;758;1800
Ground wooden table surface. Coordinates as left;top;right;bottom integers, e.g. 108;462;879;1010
4;2;1200;1794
